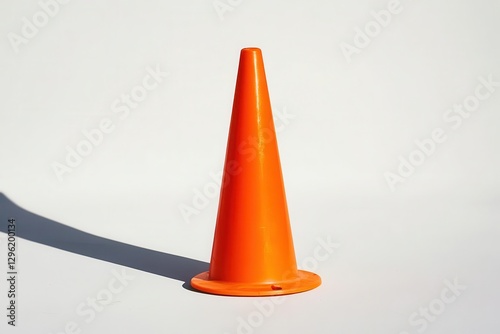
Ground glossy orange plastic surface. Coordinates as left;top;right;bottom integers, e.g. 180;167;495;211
191;48;321;296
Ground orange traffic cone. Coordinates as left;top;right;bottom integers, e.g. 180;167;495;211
191;48;321;296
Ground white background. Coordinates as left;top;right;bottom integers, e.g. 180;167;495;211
0;0;499;333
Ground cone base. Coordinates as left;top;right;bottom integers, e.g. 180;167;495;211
190;270;321;296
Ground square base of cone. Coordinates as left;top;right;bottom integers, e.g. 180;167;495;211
190;270;321;296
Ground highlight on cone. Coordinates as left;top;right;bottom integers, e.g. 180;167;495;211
191;47;321;296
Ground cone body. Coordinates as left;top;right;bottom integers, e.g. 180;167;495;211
191;48;321;296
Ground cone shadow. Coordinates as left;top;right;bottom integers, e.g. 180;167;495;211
0;193;208;290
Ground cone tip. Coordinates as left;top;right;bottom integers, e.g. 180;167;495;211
241;47;262;54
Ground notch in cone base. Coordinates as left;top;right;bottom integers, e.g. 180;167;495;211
191;270;321;296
